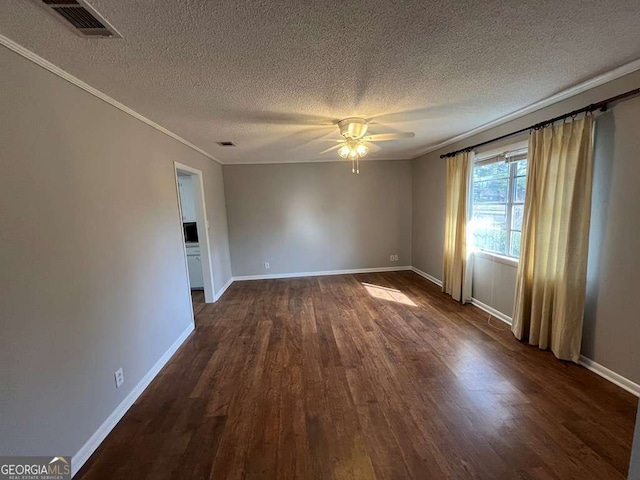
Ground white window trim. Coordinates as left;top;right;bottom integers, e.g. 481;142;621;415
472;249;519;268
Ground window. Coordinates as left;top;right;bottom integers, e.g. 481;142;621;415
471;149;527;258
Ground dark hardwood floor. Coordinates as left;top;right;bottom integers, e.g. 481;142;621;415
77;272;638;479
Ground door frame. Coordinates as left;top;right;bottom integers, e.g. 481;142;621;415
174;162;216;304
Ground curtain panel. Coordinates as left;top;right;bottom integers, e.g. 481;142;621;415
443;151;472;302
512;115;594;362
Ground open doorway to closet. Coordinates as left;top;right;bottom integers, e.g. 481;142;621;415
174;162;215;308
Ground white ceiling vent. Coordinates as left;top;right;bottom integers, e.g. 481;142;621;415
36;0;122;38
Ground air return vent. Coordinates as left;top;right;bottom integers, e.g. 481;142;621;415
37;0;121;38
216;141;236;147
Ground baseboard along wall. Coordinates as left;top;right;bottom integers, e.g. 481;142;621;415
410;265;640;398
71;323;194;477
233;266;412;282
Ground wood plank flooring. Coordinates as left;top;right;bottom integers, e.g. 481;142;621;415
76;272;638;479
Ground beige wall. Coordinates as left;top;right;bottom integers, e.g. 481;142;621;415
223;161;412;276
0;46;232;458
412;70;640;384
582;96;640;383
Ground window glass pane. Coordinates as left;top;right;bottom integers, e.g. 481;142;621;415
471;204;508;254
511;204;524;231
514;175;527;203
473;228;508;254
510;231;522;258
473;178;508;203
472;204;507;225
516;160;527;177
473;162;509;183
471;154;527;258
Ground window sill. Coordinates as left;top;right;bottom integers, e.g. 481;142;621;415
472;250;519;268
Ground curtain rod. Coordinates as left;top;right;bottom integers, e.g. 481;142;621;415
440;88;640;159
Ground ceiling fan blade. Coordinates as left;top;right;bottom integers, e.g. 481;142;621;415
261;127;336;149
364;142;381;153
319;144;342;154
362;132;415;141
368;104;454;124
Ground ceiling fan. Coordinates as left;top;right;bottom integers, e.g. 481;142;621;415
320;117;415;174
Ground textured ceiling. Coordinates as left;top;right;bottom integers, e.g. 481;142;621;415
1;1;639;164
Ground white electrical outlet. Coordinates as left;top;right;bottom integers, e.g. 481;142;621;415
389;255;394;261
393;255;399;261
264;262;270;270
114;367;124;389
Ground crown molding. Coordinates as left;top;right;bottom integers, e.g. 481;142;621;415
413;57;640;159
5;32;639;167
223;156;412;166
0;34;222;165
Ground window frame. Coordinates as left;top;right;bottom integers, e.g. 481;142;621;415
471;149;527;259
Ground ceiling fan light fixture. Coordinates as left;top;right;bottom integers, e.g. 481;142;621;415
356;142;368;157
327;118;414;173
338;144;351;158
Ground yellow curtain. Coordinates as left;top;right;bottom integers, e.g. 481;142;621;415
443;151;471;302
512;116;594;362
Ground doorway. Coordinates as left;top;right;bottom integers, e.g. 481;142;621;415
174;162;215;305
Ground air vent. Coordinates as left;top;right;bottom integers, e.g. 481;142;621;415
36;0;121;38
216;141;236;147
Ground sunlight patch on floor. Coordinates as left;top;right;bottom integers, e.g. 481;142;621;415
361;283;417;306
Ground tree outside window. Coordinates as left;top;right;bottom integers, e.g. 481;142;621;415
470;153;527;258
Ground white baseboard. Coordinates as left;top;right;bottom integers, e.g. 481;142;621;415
410;266;443;287
465;302;639;397
408;269;639;396
233;266;412;281
409;268;514;327
470;298;513;326
468;299;640;396
71;323;195;477
213;276;233;302
578;355;640;397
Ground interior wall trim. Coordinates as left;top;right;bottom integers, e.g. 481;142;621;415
233;266;412;281
579;356;640;397
214;276;234;301
413;57;640;159
410;267;515;327
470;298;513;326
5;34;637;167
410;266;443;287
71;323;195;477
0;34;222;165
409;267;640;397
